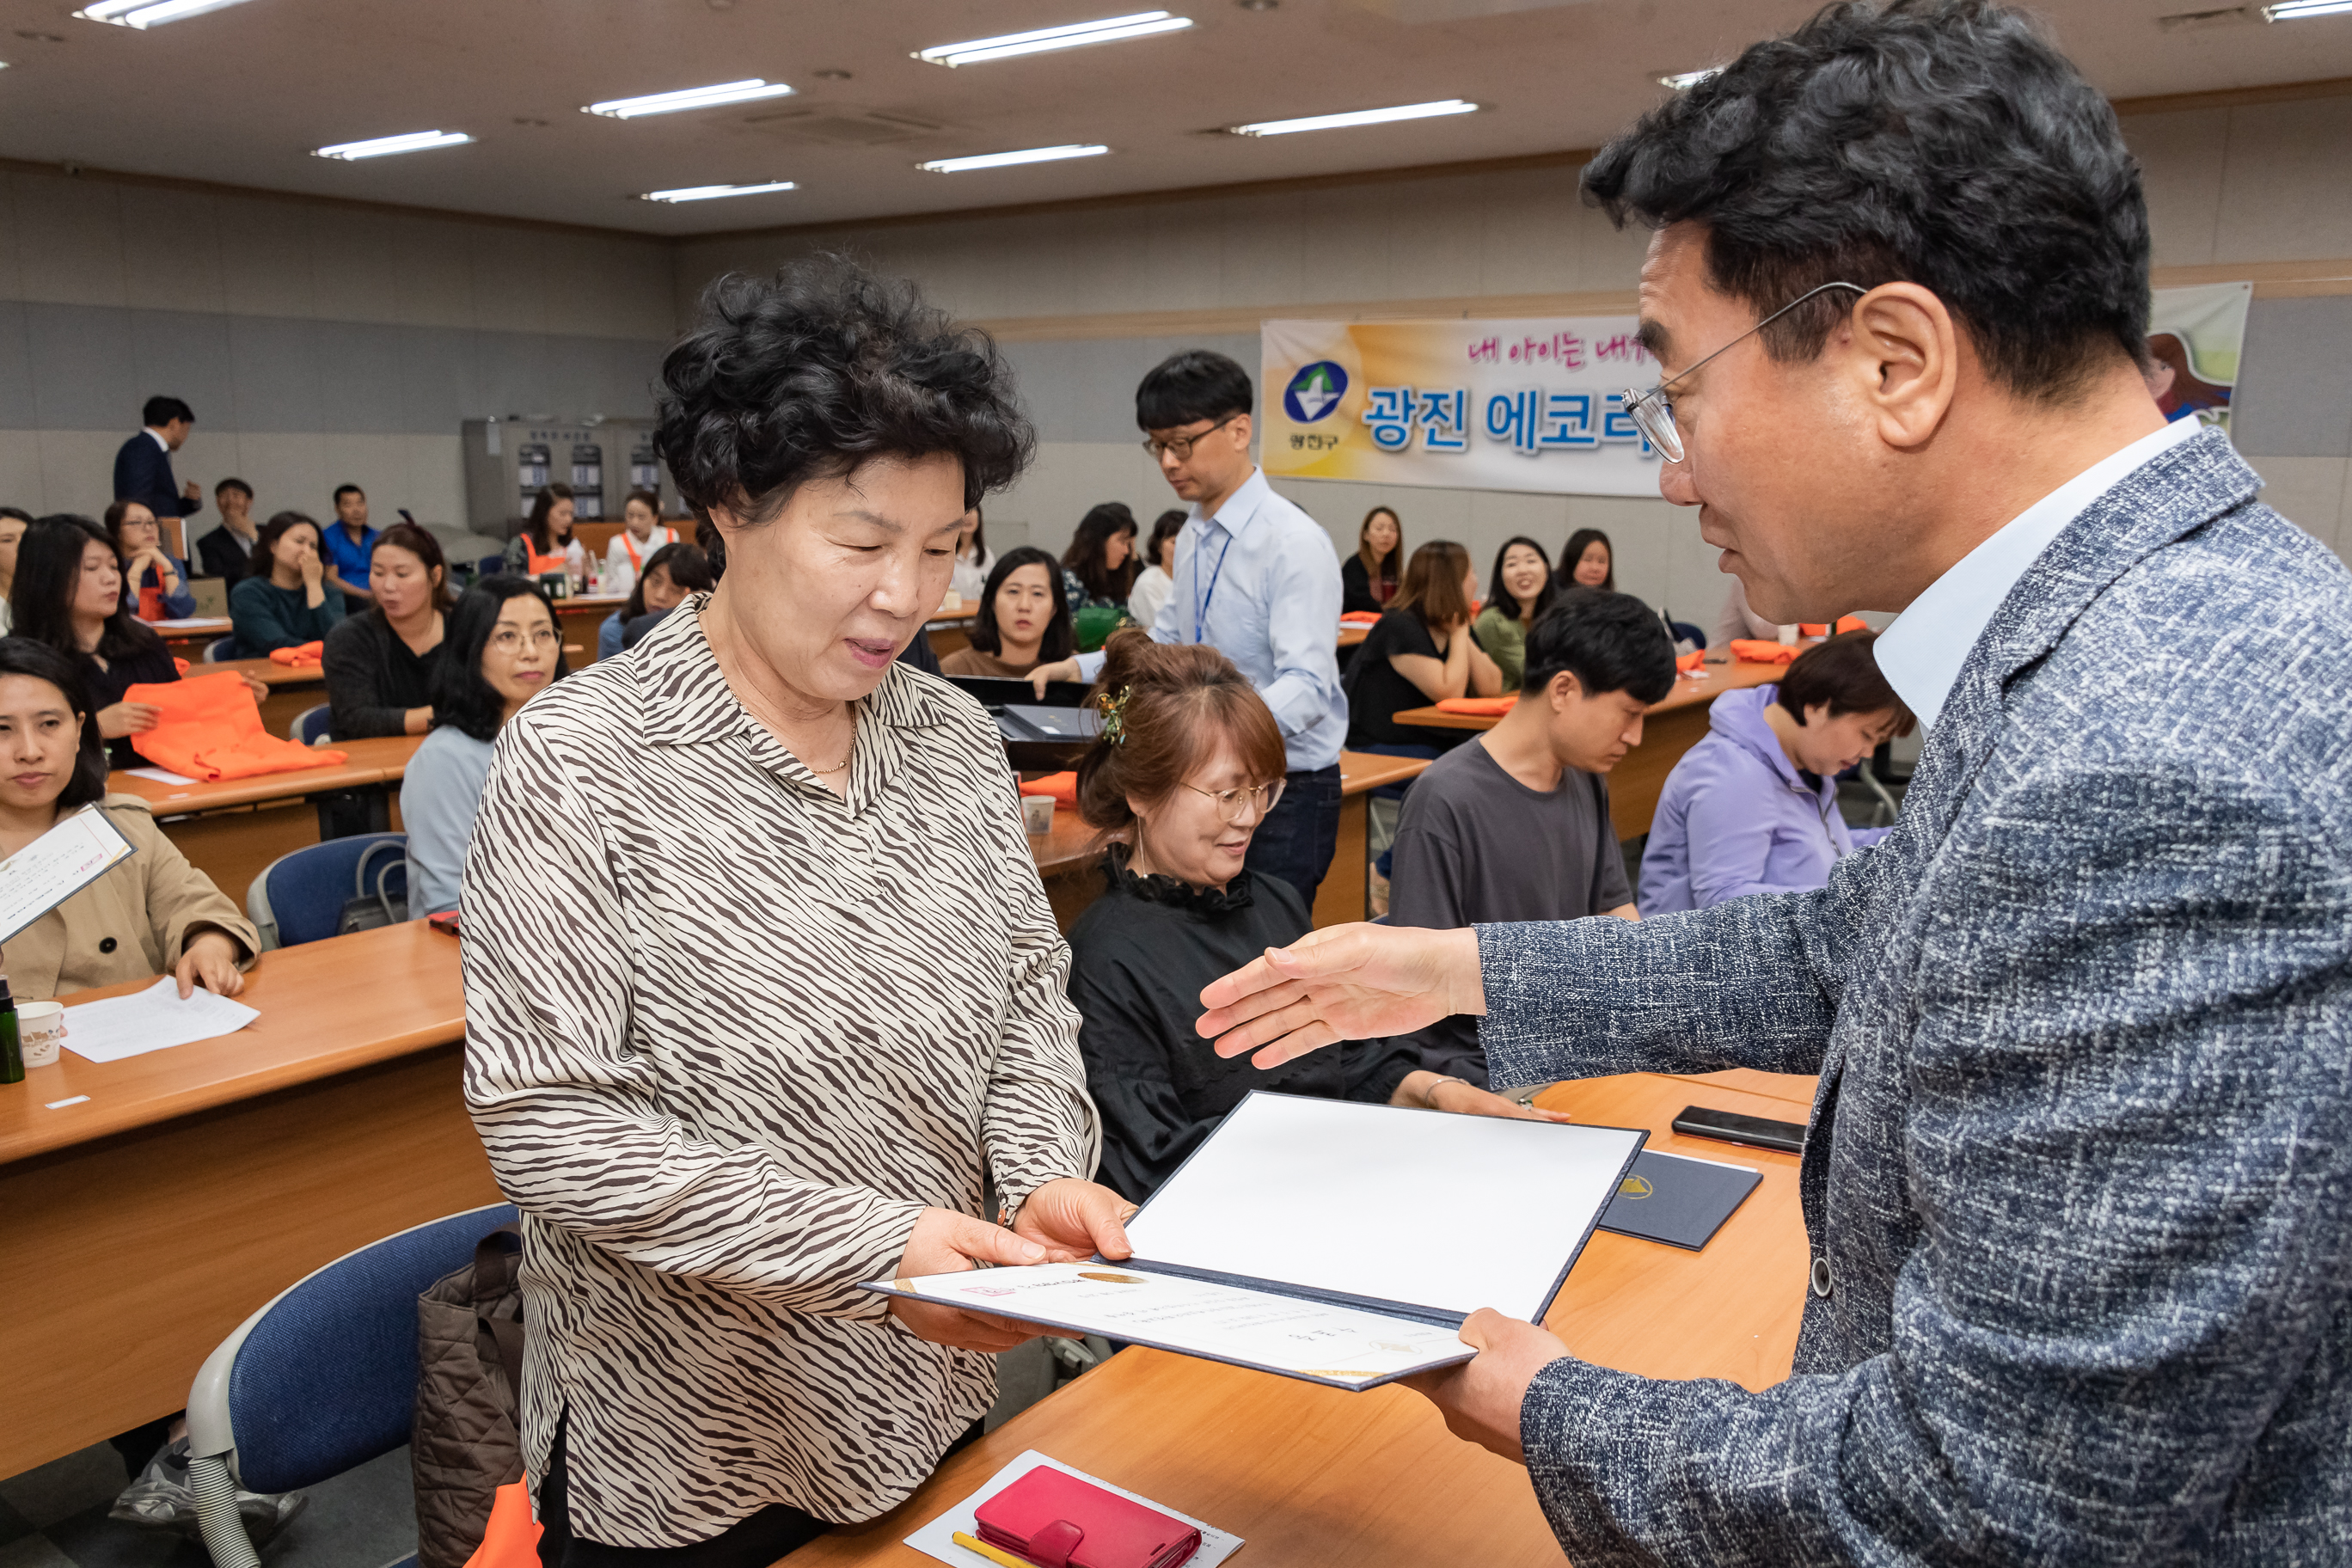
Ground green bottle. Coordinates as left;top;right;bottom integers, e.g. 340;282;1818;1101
0;975;20;1086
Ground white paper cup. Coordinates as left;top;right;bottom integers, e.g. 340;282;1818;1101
1776;624;1800;646
1021;794;1056;835
16;1001;65;1069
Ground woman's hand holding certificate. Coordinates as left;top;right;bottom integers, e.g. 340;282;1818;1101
888;1179;1137;1353
1197;923;1487;1068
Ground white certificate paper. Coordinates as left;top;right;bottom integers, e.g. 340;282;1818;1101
0;806;136;944
871;1263;1473;1390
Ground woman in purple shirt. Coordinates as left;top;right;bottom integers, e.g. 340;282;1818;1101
1641;629;1913;913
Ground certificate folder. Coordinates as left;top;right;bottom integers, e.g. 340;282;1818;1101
866;1092;1646;1391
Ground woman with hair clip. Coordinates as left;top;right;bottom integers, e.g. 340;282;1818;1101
401;577;567;917
1066;630;1565;1202
601;488;679;598
105;499;196;621
501;482;588;583
1473;536;1559;692
1344;538;1502;755
1341;505;1404;616
940;546;1073;678
320;521;455;738
1059;501;1138;612
598;542;714;660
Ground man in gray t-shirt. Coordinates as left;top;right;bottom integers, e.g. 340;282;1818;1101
1385;590;1675;1085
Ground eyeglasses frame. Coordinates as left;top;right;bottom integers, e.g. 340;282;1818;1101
1141;413;1242;462
1620;280;1868;463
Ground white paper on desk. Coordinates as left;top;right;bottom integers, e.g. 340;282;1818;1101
125;766;197;786
875;1263;1472;1390
146;617;219;630
903;1449;1243;1568
63;977;258;1063
0;805;137;943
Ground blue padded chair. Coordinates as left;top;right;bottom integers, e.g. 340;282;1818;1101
246;833;407;950
204;636;238;662
477;554;506;582
185;1202;519;1568
1668;620;1707;650
289;703;334;745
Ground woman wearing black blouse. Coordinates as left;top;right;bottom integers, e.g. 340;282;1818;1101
1344;539;1503;756
1340;505;1404;616
321;522;453;739
1064;630;1559;1203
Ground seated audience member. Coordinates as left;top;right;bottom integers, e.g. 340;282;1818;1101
197;478;260;583
1060;501;1139;612
1341;505;1403;616
1714;573;1781;646
320;483;380;611
1127;507;1185;630
229;511;345;656
1066;631;1559;1200
1473;536;1559;691
321;522;454;739
940;546;1073;678
105;499;195;621
599;542;712;659
0;636;260;997
502;482;587;582
0;507;30;633
948;506;994;603
600;487;678;598
1344;539;1501;755
1642;629;1913;914
1385;589;1671;1084
1559;526;1619;592
402;578;565;916
14;517;187;767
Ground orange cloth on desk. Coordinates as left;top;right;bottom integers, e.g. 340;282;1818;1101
269;640;324;667
1434;695;1518;715
172;657;190;676
1677;649;1706;673
124;672;346;781
1019;771;1079;806
462;1480;541;1568
1729;639;1799;665
1796;616;1871;637
1338;611;1382;626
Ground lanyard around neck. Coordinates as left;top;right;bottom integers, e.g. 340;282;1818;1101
1194;527;1235;646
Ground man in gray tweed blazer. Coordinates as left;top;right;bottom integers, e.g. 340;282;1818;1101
1196;2;2349;1562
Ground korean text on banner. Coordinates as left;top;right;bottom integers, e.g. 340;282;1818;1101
1260;316;1663;498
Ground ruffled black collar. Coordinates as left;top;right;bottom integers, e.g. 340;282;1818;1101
1103;844;1254;916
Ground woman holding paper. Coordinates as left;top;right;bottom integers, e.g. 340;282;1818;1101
462;259;1134;1567
0;637;255;999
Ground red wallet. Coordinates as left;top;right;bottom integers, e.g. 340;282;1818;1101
973;1467;1201;1568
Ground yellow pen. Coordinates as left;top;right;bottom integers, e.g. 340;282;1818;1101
950;1529;1035;1568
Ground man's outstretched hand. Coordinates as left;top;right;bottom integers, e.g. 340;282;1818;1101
1196;923;1486;1069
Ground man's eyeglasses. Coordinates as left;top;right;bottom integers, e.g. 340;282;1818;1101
1141;414;1240;462
1181;777;1286;824
489;628;560;654
1620;281;1866;463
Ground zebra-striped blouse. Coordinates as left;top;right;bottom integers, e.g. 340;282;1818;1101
460;599;1101;1547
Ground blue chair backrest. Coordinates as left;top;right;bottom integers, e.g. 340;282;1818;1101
1669;620;1707;650
205;636;237;662
259;833;407;946
293;705;334;745
477;554;505;581
229;1203;518;1495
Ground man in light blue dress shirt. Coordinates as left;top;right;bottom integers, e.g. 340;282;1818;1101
1036;351;1348;902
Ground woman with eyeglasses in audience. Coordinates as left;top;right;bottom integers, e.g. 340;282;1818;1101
1342;505;1404;617
1344;539;1502;756
105;499;196;621
1065;631;1562;1203
229;511;345;657
321;521;454;739
503;483;588;584
401;577;567;917
940;546;1073;680
1473;536;1560;692
597;542;713;660
1126;509;1185;632
600;488;678;599
1059;502;1139;613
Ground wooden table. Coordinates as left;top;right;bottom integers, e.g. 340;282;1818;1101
193;655;328;736
554;595;628;664
783;1067;1813;1568
1338;622;1369;648
0;921;491;1476
152;616;233;657
1025;750;1428;934
113;734;425;905
1393;659;1784;839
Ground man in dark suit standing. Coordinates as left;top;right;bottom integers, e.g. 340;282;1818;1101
113;396;203;530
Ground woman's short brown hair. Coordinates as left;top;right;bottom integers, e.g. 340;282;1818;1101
1777;628;1916;737
1075;629;1286;834
1392;539;1475;632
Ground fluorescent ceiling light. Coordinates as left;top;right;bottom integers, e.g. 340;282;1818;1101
314;130;474;161
585;79;795;119
918;10;1191;67
640;181;799;203
920;144;1111;173
1228;99;1478;137
2263;0;2352;15
75;0;254;26
1659;68;1722;89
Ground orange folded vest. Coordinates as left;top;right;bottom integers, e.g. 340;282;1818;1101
1728;639;1799;665
1676;649;1706;673
269;640;325;667
1338;611;1382;626
1434;695;1518;715
461;1479;541;1568
123;672;347;781
1018;771;1079;806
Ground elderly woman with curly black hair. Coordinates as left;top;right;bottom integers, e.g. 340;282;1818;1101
460;256;1130;1568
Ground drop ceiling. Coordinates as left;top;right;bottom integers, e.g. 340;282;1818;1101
0;0;2345;236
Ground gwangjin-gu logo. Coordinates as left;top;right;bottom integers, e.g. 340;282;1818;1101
1284;361;1347;422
